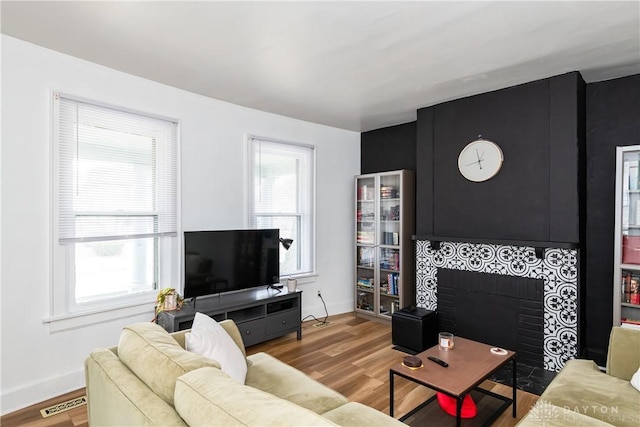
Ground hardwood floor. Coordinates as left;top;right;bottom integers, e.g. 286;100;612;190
1;313;538;426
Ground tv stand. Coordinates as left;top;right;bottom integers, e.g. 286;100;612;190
157;288;302;347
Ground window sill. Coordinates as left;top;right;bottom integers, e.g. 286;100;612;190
283;273;318;285
43;299;154;333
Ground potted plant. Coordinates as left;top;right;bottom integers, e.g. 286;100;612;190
153;288;184;322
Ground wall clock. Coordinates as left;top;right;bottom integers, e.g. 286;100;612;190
457;138;503;182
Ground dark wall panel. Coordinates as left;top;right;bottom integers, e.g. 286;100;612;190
585;74;640;363
430;79;551;241
416;72;584;245
416;108;434;235
549;73;586;243
360;121;416;174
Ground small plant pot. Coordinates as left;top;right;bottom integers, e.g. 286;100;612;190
164;293;177;311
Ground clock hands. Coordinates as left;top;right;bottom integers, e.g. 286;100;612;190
466;149;485;169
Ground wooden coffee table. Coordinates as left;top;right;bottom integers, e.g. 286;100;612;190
389;337;516;427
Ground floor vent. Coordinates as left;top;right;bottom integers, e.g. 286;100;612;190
40;395;87;418
313;321;333;328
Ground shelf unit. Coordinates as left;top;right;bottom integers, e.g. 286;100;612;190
157;288;302;347
355;170;415;321
614;146;640;328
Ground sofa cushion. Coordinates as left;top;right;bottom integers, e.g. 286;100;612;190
606;326;640;381
118;322;220;405
174;367;337;426
85;348;188;427
186;313;247;383
517;402;614;426
246;352;348;414
538;359;640;427
322;402;407;427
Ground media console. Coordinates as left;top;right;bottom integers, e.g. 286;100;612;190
157;288;302;347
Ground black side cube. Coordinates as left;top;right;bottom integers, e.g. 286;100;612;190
392;307;438;353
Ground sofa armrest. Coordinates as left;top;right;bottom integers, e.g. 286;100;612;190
85;348;188;427
606;326;640;381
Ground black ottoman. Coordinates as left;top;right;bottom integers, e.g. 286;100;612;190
392;306;438;353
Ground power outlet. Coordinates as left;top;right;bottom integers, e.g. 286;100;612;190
317;290;322;297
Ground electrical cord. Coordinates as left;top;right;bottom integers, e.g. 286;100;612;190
301;293;330;325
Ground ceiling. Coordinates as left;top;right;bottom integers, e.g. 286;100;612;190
2;1;639;132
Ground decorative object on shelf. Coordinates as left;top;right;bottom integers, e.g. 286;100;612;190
153;287;183;322
439;332;455;350
287;278;297;292
457;136;503;182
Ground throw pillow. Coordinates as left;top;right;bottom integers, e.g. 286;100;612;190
185;312;248;383
631;367;640;392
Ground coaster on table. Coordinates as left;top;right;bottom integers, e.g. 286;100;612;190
490;347;508;355
402;355;423;369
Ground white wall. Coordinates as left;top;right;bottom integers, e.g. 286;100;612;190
0;35;360;414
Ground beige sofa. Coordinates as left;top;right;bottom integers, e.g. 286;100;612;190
85;320;405;426
518;326;640;427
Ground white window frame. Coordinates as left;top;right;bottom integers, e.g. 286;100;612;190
46;93;180;330
247;136;316;278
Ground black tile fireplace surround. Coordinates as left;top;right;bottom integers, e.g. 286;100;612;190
437;268;544;368
415;240;579;373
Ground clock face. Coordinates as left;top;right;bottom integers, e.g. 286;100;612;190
457;139;503;182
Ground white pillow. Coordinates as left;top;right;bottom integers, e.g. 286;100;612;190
631;367;640;392
185;313;247;384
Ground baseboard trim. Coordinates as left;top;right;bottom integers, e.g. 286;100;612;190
1;369;85;416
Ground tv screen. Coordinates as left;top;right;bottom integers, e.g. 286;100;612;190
184;229;280;299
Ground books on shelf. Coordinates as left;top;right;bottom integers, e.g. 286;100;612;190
379;249;399;270
380;186;398;199
358;185;375;201
357;247;375;267
381;273;399;295
357;232;374;244
382;231;400;245
357;277;373;289
621;318;640;330
356;209;374;221
381;205;400;221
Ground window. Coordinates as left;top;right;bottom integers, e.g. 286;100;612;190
52;94;178;314
247;137;315;277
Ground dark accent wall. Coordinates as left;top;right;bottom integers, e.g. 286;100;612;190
585;74;640;364
361;72;639;364
360;121;416;174
416;72;585;245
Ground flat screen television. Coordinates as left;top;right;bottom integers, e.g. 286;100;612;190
183;229;280;299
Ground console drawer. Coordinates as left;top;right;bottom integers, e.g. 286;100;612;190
236;318;266;347
266;310;299;336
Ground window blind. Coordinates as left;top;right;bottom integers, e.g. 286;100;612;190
55;94;178;244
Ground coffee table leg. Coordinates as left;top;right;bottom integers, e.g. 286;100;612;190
512;357;517;417
389;371;394;418
456;396;463;427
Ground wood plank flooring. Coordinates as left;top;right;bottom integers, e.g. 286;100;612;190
1;313;538;427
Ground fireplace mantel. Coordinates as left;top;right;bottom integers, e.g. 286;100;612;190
413;235;579;250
